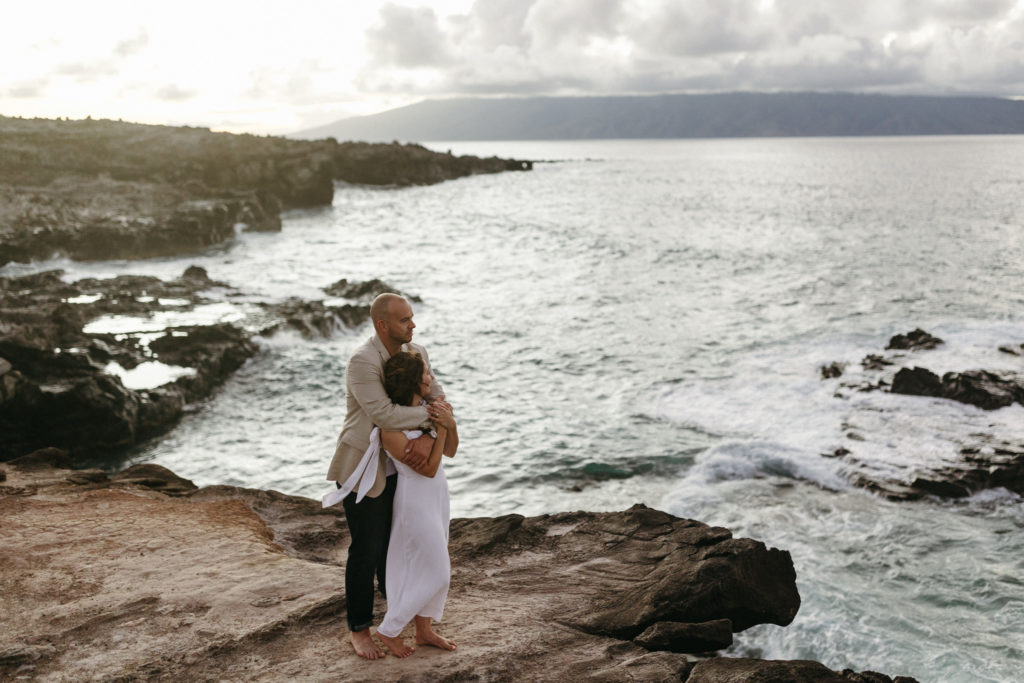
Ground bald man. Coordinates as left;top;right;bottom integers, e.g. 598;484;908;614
326;293;447;660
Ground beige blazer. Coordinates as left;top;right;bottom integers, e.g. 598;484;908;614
325;335;443;498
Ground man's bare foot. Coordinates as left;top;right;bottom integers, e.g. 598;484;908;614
376;631;415;658
350;629;384;660
414;616;457;651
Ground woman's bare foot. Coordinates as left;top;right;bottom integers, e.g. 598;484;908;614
414;616;457;651
376;631;415;658
349;629;384;660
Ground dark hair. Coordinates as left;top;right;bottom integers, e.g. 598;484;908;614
383;351;425;407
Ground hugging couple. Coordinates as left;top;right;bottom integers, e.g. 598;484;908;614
322;293;459;660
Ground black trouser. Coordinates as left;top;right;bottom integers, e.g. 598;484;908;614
341;473;397;632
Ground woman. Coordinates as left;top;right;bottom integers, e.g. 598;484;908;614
374;351;459;657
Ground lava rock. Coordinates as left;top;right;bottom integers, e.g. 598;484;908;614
820;362;845;379
886;328;943;351
634;618;733;653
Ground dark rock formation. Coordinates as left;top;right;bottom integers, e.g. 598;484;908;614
332;140;532;186
1;268;393;462
892;367;1024;410
0;457;915;682
688;657;919;682
635;619;734;653
885;328;943;351
321;276;419;302
826;330;1024;501
0;116;531;264
820;361;845;379
256;298;370;339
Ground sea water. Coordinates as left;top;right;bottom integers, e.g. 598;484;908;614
6;136;1024;681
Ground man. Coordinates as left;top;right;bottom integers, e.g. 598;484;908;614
326;293;447;660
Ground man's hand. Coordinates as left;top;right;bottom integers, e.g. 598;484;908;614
404;434;435;469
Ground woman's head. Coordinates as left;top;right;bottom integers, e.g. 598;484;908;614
383;351;431;406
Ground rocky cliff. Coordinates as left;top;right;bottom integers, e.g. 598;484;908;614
0;453;917;682
0;116;531;264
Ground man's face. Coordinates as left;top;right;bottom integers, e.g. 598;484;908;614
382;299;415;345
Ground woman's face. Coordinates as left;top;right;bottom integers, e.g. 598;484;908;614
418;366;432;397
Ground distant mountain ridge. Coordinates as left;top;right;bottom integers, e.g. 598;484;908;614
294;92;1024;142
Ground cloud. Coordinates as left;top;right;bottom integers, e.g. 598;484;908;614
356;0;1024;99
155;84;196;101
115;31;149;57
366;3;453;68
7;81;47;98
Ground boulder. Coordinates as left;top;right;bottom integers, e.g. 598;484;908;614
885;328;943;351
891;367;1024;411
634;619;733;653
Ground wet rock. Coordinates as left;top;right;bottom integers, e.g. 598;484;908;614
891;366;944;397
688;658;920;682
885;328;943;351
634;618;733;653
258;299;370;339
0;270;257;461
322;277;402;301
941;370;1024;410
998;343;1023;356
892;367;1024;410
861;353;893;370
820;362;845;379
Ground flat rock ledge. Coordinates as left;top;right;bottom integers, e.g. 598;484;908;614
0;454;917;682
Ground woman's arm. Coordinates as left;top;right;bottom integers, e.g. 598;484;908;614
381;427;448;478
431;401;458;457
442;420;458;457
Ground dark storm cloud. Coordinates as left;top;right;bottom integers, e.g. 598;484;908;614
360;0;1024;98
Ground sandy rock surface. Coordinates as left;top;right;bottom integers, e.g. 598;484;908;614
1;455;913;682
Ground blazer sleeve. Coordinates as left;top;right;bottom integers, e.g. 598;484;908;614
347;354;429;430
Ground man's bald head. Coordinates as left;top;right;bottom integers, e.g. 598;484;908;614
371;293;416;353
370;293;406;324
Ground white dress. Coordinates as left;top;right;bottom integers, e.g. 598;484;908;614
376;429;451;638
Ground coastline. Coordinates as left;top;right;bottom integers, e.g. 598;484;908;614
0;451;919;682
0;115;531;265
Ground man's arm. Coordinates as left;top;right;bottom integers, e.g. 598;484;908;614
348;356;428;430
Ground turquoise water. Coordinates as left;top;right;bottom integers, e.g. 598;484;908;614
6;136;1024;681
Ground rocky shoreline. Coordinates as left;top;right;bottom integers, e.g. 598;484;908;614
0;452;919;682
0;266;398;461
0;115;532;264
822;328;1024;501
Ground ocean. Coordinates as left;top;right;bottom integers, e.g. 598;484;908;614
5;136;1023;681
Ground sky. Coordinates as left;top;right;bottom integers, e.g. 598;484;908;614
3;0;1024;135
